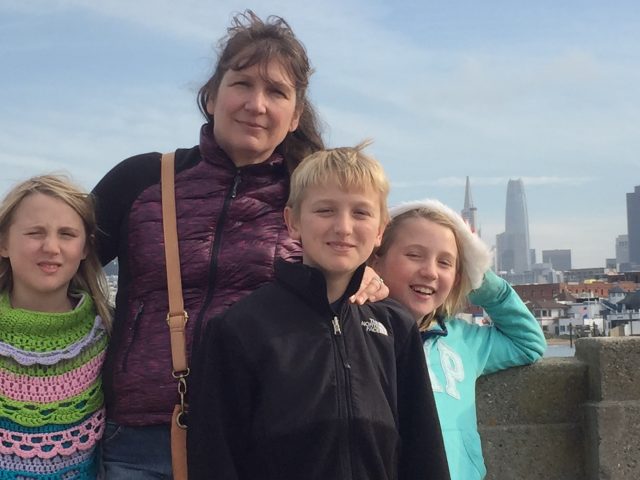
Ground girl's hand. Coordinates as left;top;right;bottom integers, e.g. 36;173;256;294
349;266;389;305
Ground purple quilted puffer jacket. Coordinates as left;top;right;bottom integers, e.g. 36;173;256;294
93;125;300;425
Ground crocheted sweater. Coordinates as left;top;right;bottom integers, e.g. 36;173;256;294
0;292;107;480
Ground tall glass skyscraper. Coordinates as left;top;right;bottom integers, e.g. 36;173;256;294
627;185;640;268
496;179;531;274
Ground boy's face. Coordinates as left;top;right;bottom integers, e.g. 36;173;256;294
285;182;384;285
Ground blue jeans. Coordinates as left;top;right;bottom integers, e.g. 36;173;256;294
101;421;173;479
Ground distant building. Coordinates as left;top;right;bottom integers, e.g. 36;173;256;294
608;286;626;304
616;234;630;271
496;179;531;274
460;176;478;235
564;281;614;299
564;267;607;283
531;262;563;284
542;249;572;271
514;283;563;301
626;186;640;268
526;299;571;335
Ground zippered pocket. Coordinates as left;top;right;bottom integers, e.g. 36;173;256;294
120;300;144;372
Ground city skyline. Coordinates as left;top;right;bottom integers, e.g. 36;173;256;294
2;1;639;268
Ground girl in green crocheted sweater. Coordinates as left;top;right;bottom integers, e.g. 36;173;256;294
0;175;111;480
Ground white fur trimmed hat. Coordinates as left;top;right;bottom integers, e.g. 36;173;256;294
389;199;493;291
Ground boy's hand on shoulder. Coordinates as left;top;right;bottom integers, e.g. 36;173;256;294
350;266;389;305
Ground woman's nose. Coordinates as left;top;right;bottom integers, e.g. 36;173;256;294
244;88;267;114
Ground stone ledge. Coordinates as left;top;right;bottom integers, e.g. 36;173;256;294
480;423;585;480
584;400;640;479
475;337;640;480
576;337;640;401
477;357;588;425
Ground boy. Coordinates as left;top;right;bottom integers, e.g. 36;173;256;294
187;144;450;480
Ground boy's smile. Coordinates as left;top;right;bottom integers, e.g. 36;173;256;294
285;183;384;301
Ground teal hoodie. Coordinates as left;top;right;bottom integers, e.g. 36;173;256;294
422;270;546;480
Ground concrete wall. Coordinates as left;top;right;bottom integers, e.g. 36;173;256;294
476;337;640;480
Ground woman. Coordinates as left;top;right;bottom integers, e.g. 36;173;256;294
93;11;387;478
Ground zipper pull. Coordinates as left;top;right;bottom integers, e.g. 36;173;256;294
231;172;242;198
332;316;342;335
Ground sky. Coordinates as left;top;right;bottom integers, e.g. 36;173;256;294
1;0;639;269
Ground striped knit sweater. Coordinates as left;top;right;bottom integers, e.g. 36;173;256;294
0;292;107;480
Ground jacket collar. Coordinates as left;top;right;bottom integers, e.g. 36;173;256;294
274;259;365;315
420;315;448;342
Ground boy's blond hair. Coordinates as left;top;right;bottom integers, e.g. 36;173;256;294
0;174;112;331
287;141;390;225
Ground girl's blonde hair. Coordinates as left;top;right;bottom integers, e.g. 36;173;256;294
374;199;492;331
0;175;112;330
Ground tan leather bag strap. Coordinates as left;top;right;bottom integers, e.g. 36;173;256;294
161;152;189;479
161;152;189;375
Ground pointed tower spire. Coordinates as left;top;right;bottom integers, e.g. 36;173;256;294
464;176;473;210
461;176;478;234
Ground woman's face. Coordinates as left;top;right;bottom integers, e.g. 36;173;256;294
371;217;459;322
208;58;301;167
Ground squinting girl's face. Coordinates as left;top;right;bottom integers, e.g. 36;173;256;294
0;193;87;310
372;217;458;322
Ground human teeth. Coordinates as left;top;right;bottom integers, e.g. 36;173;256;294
412;286;434;295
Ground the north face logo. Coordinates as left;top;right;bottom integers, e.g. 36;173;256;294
361;318;388;336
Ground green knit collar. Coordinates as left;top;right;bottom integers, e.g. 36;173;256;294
0;291;97;352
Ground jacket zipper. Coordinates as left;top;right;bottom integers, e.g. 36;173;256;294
331;314;354;478
192;171;242;347
121;300;144;372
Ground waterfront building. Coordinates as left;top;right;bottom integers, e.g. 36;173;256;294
608;286;626;304
496;179;531;274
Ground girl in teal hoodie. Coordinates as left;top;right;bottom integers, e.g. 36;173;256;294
370;199;546;480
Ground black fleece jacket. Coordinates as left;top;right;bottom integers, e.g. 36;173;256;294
187;260;450;480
